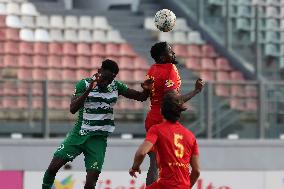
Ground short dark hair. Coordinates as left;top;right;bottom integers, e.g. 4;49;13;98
161;92;186;123
150;42;168;62
101;59;119;75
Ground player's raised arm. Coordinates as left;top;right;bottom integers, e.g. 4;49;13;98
119;78;153;102
69;73;100;114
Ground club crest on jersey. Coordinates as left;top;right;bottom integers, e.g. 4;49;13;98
165;80;175;88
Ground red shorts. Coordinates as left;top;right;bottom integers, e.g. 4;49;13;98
145;108;163;132
146;181;161;189
146;181;189;189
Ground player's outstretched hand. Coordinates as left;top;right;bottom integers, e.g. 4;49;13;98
129;167;141;178
195;78;205;92
141;78;154;91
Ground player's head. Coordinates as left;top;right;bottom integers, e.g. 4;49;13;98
150;42;177;64
161;92;186;123
96;59;119;89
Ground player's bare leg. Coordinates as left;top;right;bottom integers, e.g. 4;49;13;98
42;157;68;189
84;170;101;189
146;151;158;186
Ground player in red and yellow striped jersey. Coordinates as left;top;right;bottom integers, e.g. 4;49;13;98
144;42;204;185
129;92;200;189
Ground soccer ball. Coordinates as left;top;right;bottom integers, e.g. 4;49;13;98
154;9;176;32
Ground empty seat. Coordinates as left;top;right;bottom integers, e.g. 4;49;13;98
134;57;149;70
201;45;218;58
35;29;50;42
144;17;157;30
79;16;93;29
158;32;173;43
48;98;62;109
34;42;48;55
185;58;201;70
63;42;77;55
91;56;103;69
237;5;252;17
50;29;63;42
20;28;34;41
6;3;20;15
246;99;257;111
0;3;7;15
93;16;111;30
266;19;279;31
78;30;92;42
3;81;18;95
200;71;215;81
134;70;147;82
119;56;134;70
230;71;244;80
17;68;32;80
119;70;133;82
33;68;47;80
93;30;107;43
64;29;77;42
32;83;43;96
216;58;232;71
266;6;279;18
48;83;62;96
18;82;31;96
65;15;78;29
106;30;125;43
62;55;76;69
6;15;21;28
19;42;33;55
35;16;49;28
2;98;18;109
215;85;230;97
21;16;35;28
48;55;61;68
188;31;204;44
175;18;190;31
3;55;18;67
33;55;48;68
120;43;136;57
91;43;105;56
106;43;120;56
18;55;33;68
47;68;62;81
62;69;76;81
172;44;188;57
201;58;216;70
77;56;91;69
173;31;188;44
236;18;251;31
76;69;90;80
32;97;43;109
230;98;246;111
48;43;62;55
4;41;19;54
5;28;19;41
245;85;257;97
50;15;64;29
188;45;201;57
231;85;246;97
77;43;91;56
21;2;38;16
216;71;230;81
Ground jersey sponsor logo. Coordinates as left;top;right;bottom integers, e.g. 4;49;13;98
165;79;175;88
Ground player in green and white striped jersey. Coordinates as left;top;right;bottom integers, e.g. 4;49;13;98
42;59;152;189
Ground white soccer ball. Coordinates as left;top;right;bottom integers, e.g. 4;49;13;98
154;9;176;32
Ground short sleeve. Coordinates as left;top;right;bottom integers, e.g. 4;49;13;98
116;81;129;95
164;65;180;92
192;139;199;155
73;79;87;97
145;126;158;145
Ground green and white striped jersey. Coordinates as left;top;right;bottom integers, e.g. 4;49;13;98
72;78;128;137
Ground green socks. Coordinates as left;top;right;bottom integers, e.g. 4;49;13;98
42;171;55;189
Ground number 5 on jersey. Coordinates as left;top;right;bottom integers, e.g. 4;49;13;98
174;133;184;158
